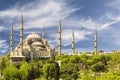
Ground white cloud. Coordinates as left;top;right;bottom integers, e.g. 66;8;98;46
0;40;9;54
46;14;118;51
1;0;120;54
0;40;6;44
61;47;93;54
63;16;116;32
1;50;8;53
107;0;120;10
48;29;92;47
108;28;120;46
106;13;120;22
0;0;82;29
0;26;8;31
79;17;117;31
62;29;91;46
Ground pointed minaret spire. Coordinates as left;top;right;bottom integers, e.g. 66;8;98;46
42;26;45;39
72;30;75;54
94;27;97;55
20;15;24;56
10;25;14;52
58;19;62;55
10;25;14;65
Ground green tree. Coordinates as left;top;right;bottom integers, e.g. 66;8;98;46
3;66;19;80
0;57;6;74
28;62;41;79
91;54;101;64
5;53;10;66
42;62;60;80
91;62;107;76
100;54;111;65
70;55;81;63
80;54;89;71
42;63;50;80
55;55;69;61
82;74;96;80
60;63;79;80
20;62;32;80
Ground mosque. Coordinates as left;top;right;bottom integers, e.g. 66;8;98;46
10;16;61;64
10;16;98;64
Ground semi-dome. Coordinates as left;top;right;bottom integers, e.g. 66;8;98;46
32;41;43;46
26;32;41;39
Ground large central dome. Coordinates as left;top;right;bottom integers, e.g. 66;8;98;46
26;32;41;39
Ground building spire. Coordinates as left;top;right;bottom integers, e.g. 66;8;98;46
94;27;97;55
10;25;14;66
42;26;45;39
20;15;24;56
10;25;14;52
72;30;75;54
58;19;62;55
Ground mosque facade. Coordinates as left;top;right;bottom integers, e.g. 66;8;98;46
10;16;57;64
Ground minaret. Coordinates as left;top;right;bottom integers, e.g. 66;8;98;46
10;25;14;65
94;28;97;55
58;19;62;55
42;26;45;40
20;15;24;56
10;26;14;53
72;30;75;54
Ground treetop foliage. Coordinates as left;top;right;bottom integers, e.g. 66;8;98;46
0;52;120;80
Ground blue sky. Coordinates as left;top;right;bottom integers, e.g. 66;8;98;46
0;0;120;55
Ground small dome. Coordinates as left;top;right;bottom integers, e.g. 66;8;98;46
36;47;44;50
26;32;41;39
32;41;43;46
